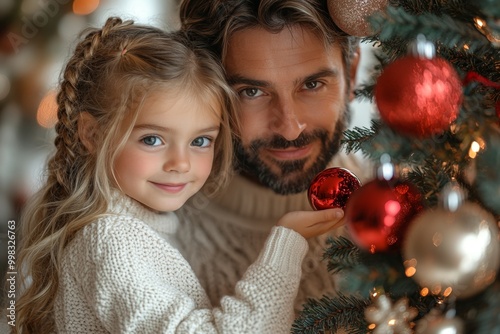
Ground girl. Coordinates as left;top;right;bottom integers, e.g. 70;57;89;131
15;17;344;333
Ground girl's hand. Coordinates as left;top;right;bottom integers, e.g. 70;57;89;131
277;209;344;239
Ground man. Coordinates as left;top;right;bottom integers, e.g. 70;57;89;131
176;0;370;314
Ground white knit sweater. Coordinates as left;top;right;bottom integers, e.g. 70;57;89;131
54;193;309;333
176;153;371;314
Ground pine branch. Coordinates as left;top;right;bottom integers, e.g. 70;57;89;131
406;164;451;206
353;50;385;102
476;0;500;18
397;0;482;20
369;6;489;53
292;293;370;334
341;120;380;155
353;84;375;102
475;127;500;215
439;48;500;83
323;236;361;273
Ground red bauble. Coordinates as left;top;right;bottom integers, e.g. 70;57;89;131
345;178;424;252
308;167;362;210
375;56;462;138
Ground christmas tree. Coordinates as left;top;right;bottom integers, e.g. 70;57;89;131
292;0;500;333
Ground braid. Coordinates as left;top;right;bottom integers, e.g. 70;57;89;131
14;17;133;333
51;17;130;199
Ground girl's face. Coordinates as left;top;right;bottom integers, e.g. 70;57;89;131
113;90;221;212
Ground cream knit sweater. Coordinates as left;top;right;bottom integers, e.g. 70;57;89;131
176;153;371;314
54;193;309;333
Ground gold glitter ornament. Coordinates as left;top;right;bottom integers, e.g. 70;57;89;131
327;0;388;36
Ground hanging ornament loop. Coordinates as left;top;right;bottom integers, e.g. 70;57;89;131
439;181;466;212
377;153;396;181
408;34;436;59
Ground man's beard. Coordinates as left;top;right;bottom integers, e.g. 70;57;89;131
234;107;349;195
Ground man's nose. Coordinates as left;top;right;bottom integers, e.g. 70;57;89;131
269;96;307;141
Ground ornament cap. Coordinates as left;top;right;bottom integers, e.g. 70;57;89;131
376;153;397;181
408;34;435;59
439;181;466;212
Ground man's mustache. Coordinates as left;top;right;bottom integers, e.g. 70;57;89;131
250;130;326;150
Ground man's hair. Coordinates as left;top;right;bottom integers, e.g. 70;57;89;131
180;0;359;70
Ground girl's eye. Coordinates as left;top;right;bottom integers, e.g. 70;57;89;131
303;81;322;90
141;135;163;147
191;136;212;148
240;87;264;98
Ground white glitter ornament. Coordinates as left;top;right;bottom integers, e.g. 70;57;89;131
365;294;418;334
327;0;388;36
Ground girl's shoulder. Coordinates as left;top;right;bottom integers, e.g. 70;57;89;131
63;194;181;265
61;211;187;279
66;211;179;260
80;212;172;247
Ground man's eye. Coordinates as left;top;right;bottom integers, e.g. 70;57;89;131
303;81;322;90
141;136;162;146
191;136;212;148
240;88;263;98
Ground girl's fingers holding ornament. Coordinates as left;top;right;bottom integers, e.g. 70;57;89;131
278;209;344;239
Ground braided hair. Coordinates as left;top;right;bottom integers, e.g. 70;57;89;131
14;17;237;333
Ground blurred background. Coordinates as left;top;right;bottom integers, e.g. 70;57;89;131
0;0;376;292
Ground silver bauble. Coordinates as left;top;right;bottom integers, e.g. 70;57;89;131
403;202;499;299
416;309;465;334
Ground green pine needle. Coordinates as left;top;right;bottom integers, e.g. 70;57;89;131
292;293;370;334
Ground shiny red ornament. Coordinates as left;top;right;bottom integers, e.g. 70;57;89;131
308;167;362;210
345;178;424;253
375;56;462;138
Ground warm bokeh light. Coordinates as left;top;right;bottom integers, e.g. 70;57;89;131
37;90;59;128
420;287;429;296
431;285;442;295
405;266;416;277
443;287;453;297
474;17;485;28
73;0;100;15
468;138;485;159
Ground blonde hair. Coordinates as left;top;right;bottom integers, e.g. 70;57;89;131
14;17;238;333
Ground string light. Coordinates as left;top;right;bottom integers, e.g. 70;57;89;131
37;90;58;128
73;0;100;15
473;16;500;46
468;139;485;159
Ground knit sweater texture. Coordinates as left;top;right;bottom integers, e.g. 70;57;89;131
54;193;309;333
176;153;371;314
